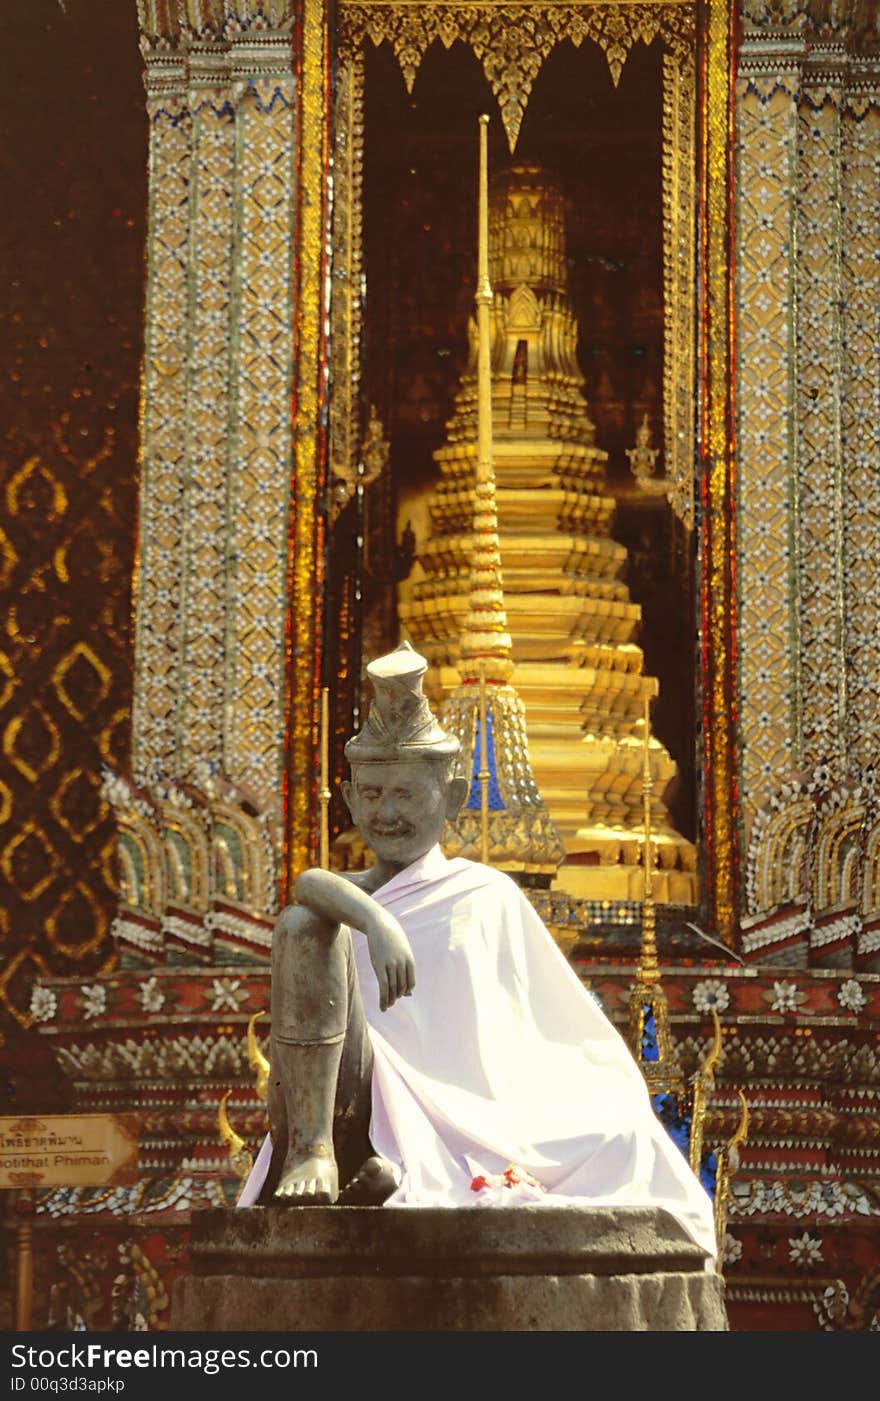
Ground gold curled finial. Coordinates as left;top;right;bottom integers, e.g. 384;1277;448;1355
689;1007;723;1174
714;1090;750;1262
247;1010;270;1101
728;1090;749;1159
704;1007;724;1077
218;1090;253;1181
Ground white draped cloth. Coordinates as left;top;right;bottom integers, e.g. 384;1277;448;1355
239;845;717;1261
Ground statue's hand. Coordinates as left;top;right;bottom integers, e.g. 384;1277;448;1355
366;910;416;1012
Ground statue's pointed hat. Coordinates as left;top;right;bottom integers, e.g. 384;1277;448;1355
344;641;460;764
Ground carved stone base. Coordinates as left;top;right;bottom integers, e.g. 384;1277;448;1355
172;1205;727;1332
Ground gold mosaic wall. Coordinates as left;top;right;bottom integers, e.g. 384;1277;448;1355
0;1;145;1027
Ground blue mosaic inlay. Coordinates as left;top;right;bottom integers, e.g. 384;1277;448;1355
465;708;505;811
640;1005;659;1062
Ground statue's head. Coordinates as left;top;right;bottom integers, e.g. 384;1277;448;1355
342;642;468;867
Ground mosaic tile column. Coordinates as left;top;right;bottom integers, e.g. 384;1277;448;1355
131;5;329;895
132;49;191;782
841;85;880;773
178;39;236;780
735;47;800;847
796;64;847;776
224;31;297;821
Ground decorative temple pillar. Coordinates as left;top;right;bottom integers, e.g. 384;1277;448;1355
736;7;802;847
129;2;332;897
738;3;880;965
796;37;847;777
223;20;297;827
841;64;880;775
178;23;236;782
133;22;191;784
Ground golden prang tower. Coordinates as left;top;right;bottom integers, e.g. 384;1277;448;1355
400;165;696;903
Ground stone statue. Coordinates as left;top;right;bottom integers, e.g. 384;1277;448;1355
239;641;718;1266
259;641;467;1206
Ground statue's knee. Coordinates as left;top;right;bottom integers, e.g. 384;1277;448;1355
274;907;339;957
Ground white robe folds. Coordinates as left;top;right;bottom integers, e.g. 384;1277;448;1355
239;845;717;1261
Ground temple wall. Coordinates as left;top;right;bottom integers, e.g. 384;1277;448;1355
0;0;145;1031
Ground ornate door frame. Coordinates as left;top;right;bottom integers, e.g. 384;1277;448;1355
328;0;738;941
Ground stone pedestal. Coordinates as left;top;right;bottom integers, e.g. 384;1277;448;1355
172;1205;727;1331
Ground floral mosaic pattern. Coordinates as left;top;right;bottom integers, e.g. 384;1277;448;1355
692;979;730;1014
29;987;58;1025
788;1231;824;1268
837;979;867;1013
766;978;805;1014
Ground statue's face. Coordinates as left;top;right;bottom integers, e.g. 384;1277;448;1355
343;759;467;868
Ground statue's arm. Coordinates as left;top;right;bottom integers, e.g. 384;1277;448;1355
294;868;415;1011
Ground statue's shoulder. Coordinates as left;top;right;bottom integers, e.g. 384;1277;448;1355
447;858;522;902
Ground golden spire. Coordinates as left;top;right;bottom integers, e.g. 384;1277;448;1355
475;115;493;490
439;119;564;881
400;162;698;904
459;114;513;687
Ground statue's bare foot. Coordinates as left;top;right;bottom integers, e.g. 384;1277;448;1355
338;1155;398;1206
273;1148;339;1206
